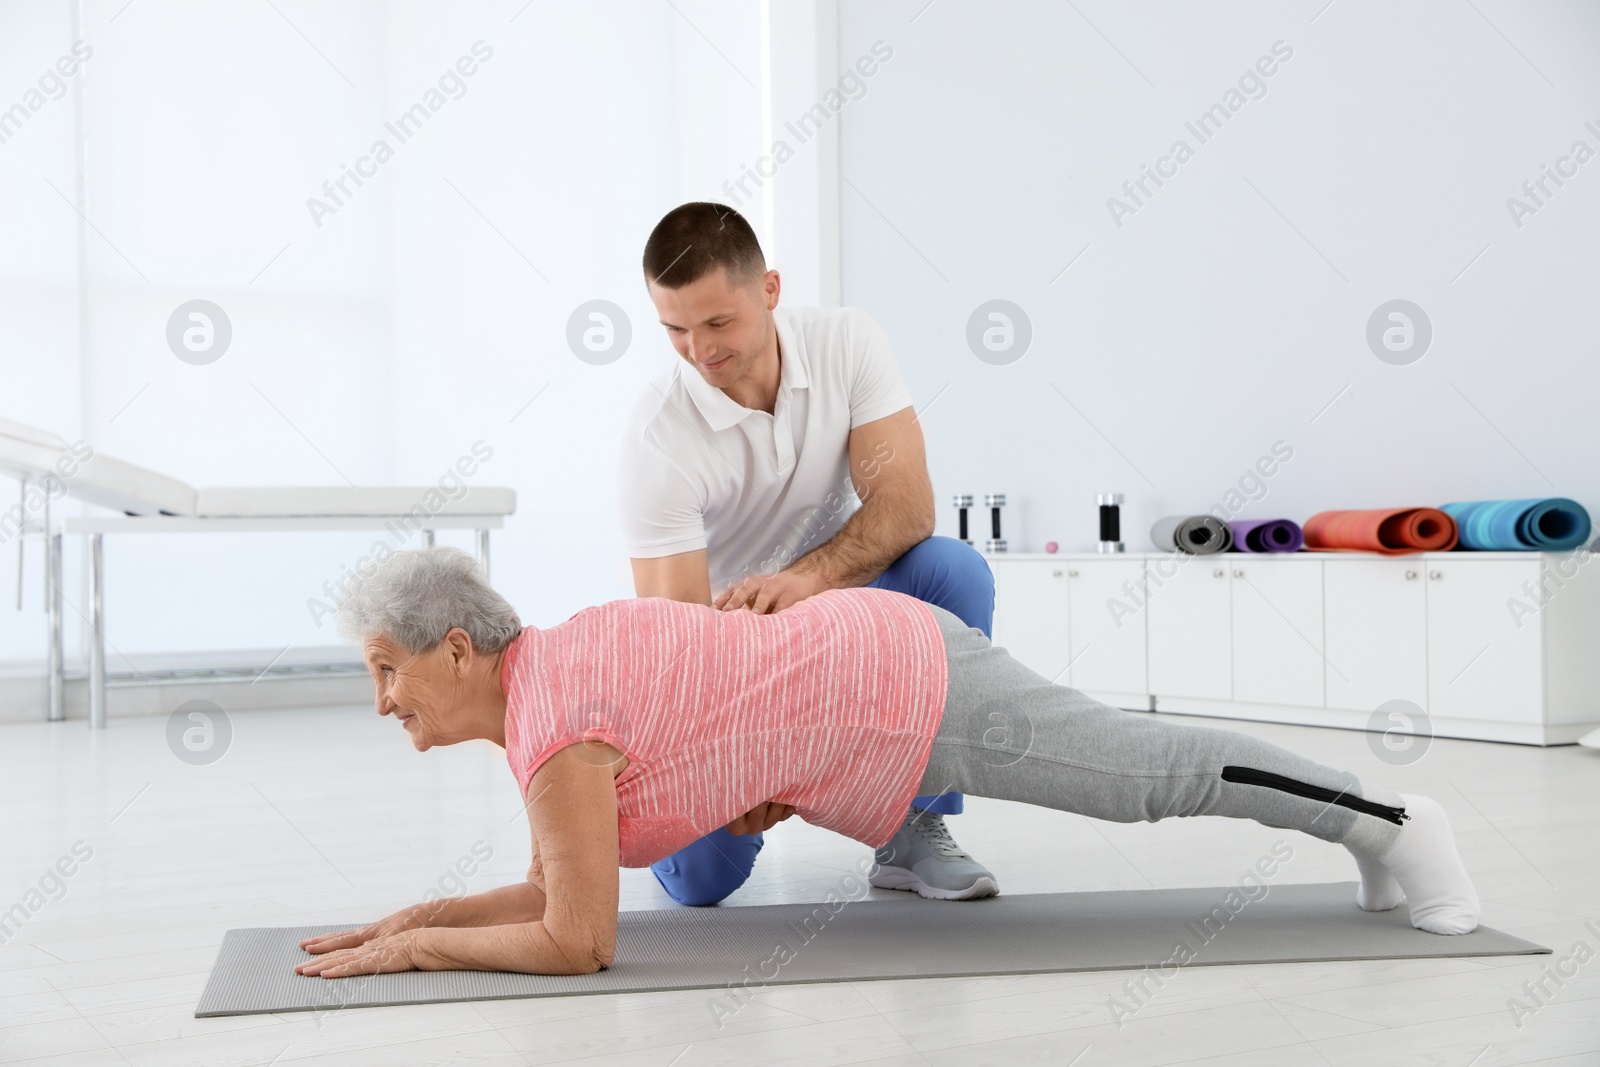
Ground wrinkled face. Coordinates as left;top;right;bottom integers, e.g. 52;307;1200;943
647;265;776;392
364;634;468;751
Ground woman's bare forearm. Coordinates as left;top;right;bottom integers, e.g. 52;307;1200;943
406;881;546;929
411;919;611;976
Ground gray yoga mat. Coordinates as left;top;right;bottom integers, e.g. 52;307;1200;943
1152;514;1234;554
196;882;1547;1017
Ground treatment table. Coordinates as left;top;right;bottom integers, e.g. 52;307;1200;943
0;417;515;728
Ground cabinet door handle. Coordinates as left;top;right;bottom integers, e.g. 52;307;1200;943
1052;569;1063;578
1212;568;1225;578
1232;569;1244;578
1429;570;1442;580
1404;569;1418;580
1067;569;1079;577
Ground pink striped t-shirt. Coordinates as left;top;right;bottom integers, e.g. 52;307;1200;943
500;588;950;868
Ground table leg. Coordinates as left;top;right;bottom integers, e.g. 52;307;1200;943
48;532;64;722
89;532;105;730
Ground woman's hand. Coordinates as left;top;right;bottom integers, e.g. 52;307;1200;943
725;800;796;836
297;907;426;958
295;929;424;978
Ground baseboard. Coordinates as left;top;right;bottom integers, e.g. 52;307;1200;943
1080;689;1156;712
1150;695;1594;747
0;647;373;723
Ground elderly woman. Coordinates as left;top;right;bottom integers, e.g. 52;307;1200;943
295;548;1479;979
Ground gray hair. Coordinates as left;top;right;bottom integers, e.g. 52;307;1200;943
334;546;521;654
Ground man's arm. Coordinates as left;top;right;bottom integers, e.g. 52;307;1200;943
716;406;934;614
619;421;711;606
797;405;936;586
630;549;712;606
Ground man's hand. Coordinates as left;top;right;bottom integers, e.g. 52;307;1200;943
725;801;797;836
715;569;829;614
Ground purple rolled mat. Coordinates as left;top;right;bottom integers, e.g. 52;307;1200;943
1228;519;1304;553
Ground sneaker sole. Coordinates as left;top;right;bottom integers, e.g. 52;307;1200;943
869;865;1000;901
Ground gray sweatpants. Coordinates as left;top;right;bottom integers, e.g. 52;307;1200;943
915;604;1405;856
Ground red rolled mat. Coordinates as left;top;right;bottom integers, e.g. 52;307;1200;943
1303;508;1459;555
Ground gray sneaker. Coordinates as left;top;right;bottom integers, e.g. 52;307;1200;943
869;809;999;900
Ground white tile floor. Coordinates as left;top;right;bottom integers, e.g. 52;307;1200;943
2;704;1597;1066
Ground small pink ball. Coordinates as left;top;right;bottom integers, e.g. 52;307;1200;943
1045;541;1059;554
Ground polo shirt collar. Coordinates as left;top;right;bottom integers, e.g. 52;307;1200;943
775;309;809;392
678;310;809;432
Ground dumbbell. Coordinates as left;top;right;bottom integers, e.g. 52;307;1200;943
1097;492;1125;553
952;494;974;546
984;493;1006;553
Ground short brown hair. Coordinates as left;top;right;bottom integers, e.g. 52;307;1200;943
642;202;766;289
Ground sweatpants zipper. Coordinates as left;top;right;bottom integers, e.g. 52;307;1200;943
1220;766;1410;826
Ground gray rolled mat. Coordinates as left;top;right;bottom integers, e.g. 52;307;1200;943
196;882;1547;1017
1152;514;1233;554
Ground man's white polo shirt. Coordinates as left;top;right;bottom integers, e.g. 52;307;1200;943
618;305;914;592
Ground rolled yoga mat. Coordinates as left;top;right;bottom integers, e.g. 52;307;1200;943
1441;498;1592;551
1151;515;1233;555
1303;508;1458;555
194;884;1548;1017
1228;519;1304;554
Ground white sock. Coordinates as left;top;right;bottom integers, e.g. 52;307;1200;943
1347;793;1479;935
1346;847;1405;912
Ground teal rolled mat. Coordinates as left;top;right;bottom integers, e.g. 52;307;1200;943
1440;498;1591;551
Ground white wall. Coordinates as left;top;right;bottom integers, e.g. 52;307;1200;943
8;0;1599;680
1;1;86;666
0;0;765;671
382;0;764;630
837;0;1600;553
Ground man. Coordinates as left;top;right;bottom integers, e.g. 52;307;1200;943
617;202;997;906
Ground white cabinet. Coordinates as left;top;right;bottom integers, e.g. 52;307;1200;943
1230;557;1324;708
989;557;1145;701
991;560;1071;683
1425;559;1543;723
989;550;1600;746
1323;558;1428;712
1067;558;1147;698
1143;556;1325;708
1146;560;1231;700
